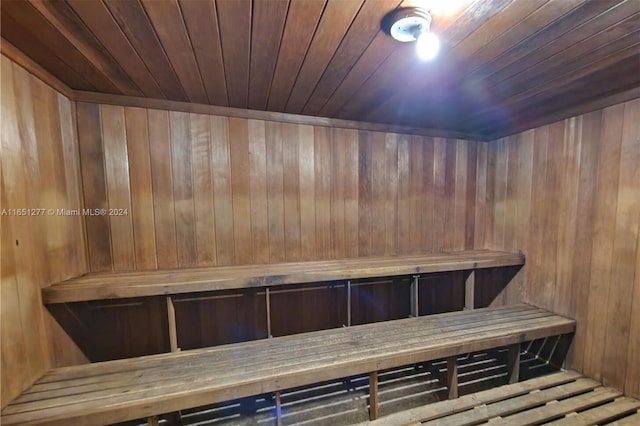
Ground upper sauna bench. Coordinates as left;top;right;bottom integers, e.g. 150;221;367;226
42;250;524;304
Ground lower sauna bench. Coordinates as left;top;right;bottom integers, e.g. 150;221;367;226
364;370;640;426
0;304;574;426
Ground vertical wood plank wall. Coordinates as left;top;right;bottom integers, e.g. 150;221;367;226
480;98;640;399
77;102;480;271
0;55;88;408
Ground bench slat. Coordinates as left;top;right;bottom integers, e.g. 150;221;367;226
1;304;573;426
42;250;524;303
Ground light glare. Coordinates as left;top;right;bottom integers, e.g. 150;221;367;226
416;32;439;60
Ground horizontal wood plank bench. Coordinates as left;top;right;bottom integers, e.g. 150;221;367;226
42;250;524;303
363;370;640;426
1;304;574;426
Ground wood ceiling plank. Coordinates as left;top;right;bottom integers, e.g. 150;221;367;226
0;13;94;91
66;0;165;99
2;1;119;93
103;0;187;101
179;0;228;106
478;53;640;136
364;0;586;126
302;0;401;116
248;0;289;110
141;0;207;104
468;37;640;133
334;0;513;122
216;0;251;109
267;0;326;112
29;0;142;97
446;0;638;130
284;0;364;114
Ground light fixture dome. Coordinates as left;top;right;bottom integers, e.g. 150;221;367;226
382;7;440;61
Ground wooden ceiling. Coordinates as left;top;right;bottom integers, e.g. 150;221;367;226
2;0;639;139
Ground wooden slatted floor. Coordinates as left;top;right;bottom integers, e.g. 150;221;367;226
42;250;524;303
365;371;640;426
0;304;571;426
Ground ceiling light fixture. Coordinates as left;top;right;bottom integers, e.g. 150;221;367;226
383;7;440;61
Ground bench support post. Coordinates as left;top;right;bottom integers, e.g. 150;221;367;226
369;371;379;420
147;415;159;426
507;343;521;384
275;391;282;426
347;280;352;326
166;296;179;352
447;357;458;399
465;270;475;310
410;275;419;317
266;287;272;338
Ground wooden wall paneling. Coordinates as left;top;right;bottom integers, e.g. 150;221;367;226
370;132;387;255
178;0;227;106
1;57;48;401
503;136;520;253
431;137;446;251
409;136;424;253
141;0;206;104
298;125;317;261
43;310;88;368
271;284;346;336
601;99;640;390
358;130;374;256
101;105;135;271
464;141;478;250
191;113;217;266
103;0;187;101
124;107;157;270
267;0;326;111
0;199;29;407
383;133;399;254
330;128;346;258
266;121;286;262
352;278;410;325
282;123;302;261
248;0;288;110
491;138;508;251
57;94;88;276
228;117;253;264
525;126;548;303
443;139;457;250
344;129;360;258
210;115;234;265
248;119;269;263
170;111;197;267
1;55;88;407
148;109;179;269
11;63;46;282
474;143;488;249
314;126;333;259
625;229;640;397
553;117;581;318
66;0;165;99
284;0;363;113
583;104;625;382
567;110;601;373
396;134;411;254
216;0;251;108
453;140;468;251
420;136;436;253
